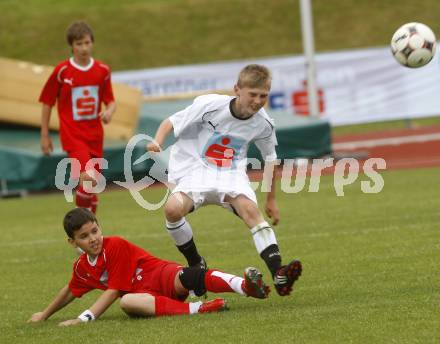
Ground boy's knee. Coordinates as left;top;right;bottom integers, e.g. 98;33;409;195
120;294;155;316
164;204;181;222
119;294;132;312
164;197;186;221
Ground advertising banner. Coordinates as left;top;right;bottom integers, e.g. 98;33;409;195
113;46;440;126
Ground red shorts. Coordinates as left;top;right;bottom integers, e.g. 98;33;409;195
66;139;103;179
131;263;187;301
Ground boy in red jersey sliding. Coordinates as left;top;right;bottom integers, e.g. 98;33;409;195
28;208;270;326
39;21;116;213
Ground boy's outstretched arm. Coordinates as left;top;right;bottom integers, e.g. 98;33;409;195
58;289;121;327
28;285;75;323
146;118;173;152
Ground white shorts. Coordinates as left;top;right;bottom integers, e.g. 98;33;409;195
170;167;257;211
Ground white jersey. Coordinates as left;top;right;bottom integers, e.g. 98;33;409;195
168;94;277;183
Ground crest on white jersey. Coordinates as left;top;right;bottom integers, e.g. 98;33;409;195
202;132;245;169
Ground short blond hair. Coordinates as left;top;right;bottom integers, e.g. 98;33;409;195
237;64;271;88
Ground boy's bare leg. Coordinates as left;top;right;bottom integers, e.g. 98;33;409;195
164;192;206;268
120;293;156;316
76;171;98;213
226;194;302;296
226;195;282;277
164;192;194;222
224;194;265;228
119;271;229;317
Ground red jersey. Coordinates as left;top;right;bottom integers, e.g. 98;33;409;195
39;58;115;152
68;236;171;298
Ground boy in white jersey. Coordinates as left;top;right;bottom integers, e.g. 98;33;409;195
147;64;302;296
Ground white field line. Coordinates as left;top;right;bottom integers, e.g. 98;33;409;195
333;132;440;150
387;157;440;167
0;232;168;248
0;238;62;247
0;223;407;249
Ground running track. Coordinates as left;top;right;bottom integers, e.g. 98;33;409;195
331;125;440;170
107;125;440;189
249;125;440;181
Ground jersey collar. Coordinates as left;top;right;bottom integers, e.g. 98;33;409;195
87;253;99;266
229;98;253;121
69;57;95;71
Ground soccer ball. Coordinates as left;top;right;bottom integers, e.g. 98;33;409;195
391;22;437;68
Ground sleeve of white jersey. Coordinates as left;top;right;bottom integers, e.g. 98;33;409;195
254;116;278;162
169;94;217;137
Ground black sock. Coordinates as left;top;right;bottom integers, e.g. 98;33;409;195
260;244;282;278
177;238;202;266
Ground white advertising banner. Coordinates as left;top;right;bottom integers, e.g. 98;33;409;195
113;45;440;126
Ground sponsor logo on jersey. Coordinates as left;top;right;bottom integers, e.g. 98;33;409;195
202;132;245;169
64;78;74;85
72;86;99;121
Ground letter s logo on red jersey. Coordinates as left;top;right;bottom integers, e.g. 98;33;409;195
72;86;99;121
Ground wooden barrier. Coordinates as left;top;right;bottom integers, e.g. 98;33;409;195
0;57;141;140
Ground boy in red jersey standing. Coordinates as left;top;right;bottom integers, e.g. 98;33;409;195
39;21;116;213
28;208;270;326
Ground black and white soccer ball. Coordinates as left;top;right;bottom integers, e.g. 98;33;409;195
391;22;437;68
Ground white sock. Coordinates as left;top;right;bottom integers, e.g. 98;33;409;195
166;217;193;246
211;271;245;296
189;301;203;314
250;221;278;254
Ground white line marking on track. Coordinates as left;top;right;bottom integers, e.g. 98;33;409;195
333;132;440;150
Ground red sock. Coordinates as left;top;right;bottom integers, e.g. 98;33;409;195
75;185;93;210
204;269;242;293
154;296;189;316
91;194;98;214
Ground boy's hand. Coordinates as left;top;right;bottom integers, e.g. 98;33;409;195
41;135;54;155
146;142;161;153
99;110;113;124
58;318;82;327
265;198;280;226
28;312;46;323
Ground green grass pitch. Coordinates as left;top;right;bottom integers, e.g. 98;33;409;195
1;167;439;344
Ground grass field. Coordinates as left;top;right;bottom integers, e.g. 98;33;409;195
1;2;439;342
1;167;439;344
2;0;440;70
2;0;440;131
